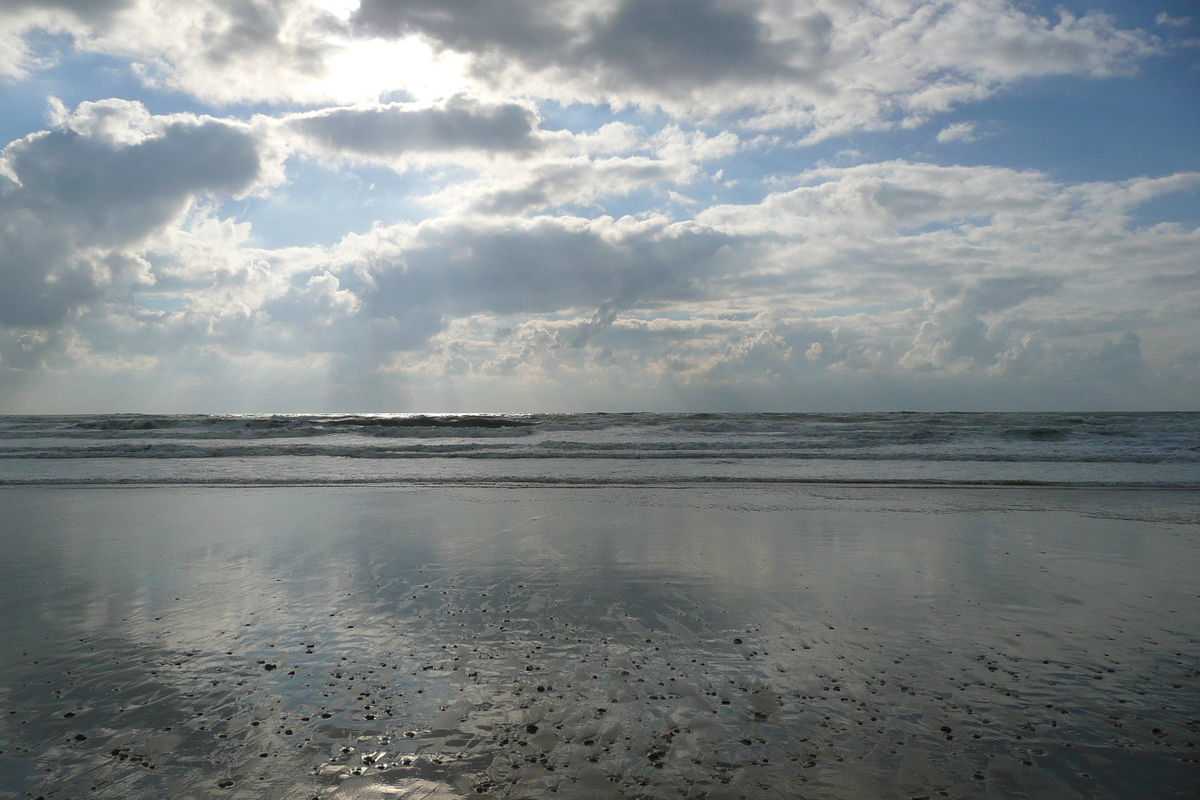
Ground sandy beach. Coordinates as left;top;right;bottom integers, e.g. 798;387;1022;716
2;484;1197;799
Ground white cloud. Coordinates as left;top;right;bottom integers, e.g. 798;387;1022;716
1156;12;1192;28
936;122;978;143
0;99;278;328
0;0;1159;135
0;0;134;78
2;89;1197;408
431;157;681;215
0;0;413;104
0;2;1193;412
421;125;738;215
274;102;739;216
350;0;1157;138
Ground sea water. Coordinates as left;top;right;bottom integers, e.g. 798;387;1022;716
1;412;1198;487
1;414;1198;799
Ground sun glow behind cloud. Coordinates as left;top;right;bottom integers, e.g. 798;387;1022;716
311;36;470;104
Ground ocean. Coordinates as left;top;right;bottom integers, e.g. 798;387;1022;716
1;413;1198;799
2;411;1198;487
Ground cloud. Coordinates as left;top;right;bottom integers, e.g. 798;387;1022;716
697;161;1065;239
576;0;792;88
0;99;272;328
936;122;977;143
0;0;349;101
280;106;739;216
77;212;740;367
337;214;736;323
419;126;739;215
899;275;1062;372
3;95;1197;408
351;0;1157;137
0;0;133;77
285;96;542;159
0;3;1192;411
3;1;1155;134
1156;12;1192;28
2;0;133;24
449;157;680;215
308;161;1192;390
350;0;571;56
1081;331;1145;380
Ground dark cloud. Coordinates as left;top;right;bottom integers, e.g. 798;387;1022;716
967;274;1062;314
352;0;796;92
251;219;739;354
1147;269;1200;286
1082;331;1145;381
871;184;952;222
579;0;789;86
565;301;619;348
0;0;133;23
290;97;540;156
198;0;335;73
260;281;446;354
352;0;567;54
0;109;262;328
370;220;734;318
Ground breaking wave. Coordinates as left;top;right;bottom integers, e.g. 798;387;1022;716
1;412;1197;487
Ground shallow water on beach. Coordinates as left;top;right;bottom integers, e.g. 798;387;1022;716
1;485;1198;799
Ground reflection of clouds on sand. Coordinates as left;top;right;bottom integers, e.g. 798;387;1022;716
332;777;460;799
1;486;1198;799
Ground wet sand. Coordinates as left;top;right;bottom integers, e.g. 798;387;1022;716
1;485;1197;799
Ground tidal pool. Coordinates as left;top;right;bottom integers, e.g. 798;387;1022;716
1;485;1197;799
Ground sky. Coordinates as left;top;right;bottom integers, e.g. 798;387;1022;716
0;0;1197;412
